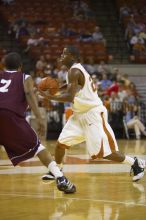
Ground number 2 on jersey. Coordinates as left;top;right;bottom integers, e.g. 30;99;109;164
0;79;12;92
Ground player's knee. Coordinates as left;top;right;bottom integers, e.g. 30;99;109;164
56;141;70;149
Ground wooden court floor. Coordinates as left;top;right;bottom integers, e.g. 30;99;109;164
0;139;146;220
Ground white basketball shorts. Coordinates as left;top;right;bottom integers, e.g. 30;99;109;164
58;105;119;158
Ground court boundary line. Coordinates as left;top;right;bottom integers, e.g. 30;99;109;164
0;191;145;207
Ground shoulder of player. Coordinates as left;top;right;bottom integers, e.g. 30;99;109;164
68;68;82;83
69;67;82;77
23;74;33;87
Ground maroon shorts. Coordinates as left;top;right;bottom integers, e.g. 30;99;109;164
0;109;40;166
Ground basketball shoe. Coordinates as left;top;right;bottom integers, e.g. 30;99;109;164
56;176;76;194
130;157;145;182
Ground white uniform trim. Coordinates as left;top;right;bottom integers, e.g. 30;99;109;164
5;70;18;73
25;74;30;80
4;70;30;81
35;144;46;156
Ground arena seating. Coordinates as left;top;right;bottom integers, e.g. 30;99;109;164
116;0;146;63
0;0;108;63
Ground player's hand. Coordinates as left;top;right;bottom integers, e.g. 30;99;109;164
36;117;45;137
38;88;52;100
39;97;52;109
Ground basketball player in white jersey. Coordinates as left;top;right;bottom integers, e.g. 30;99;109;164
40;45;145;182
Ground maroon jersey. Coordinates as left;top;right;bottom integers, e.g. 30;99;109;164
0;70;28;117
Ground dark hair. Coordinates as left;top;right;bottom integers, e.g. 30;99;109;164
4;52;22;70
66;45;80;60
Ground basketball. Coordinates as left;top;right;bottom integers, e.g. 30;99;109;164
38;76;59;95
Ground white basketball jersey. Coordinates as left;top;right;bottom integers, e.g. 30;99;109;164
67;63;103;113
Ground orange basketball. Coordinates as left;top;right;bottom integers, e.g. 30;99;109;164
38;76;59;95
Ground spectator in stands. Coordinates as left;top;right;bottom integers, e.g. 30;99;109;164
77;29;93;42
110;67;120;81
44;53;52;65
133;40;146;56
84;57;97;75
126;89;138;106
130;33;145;53
128;82;139;99
73;2;85;21
97;60;109;74
58;23;78;37
125;25;134;45
17;22;29;39
34;70;45;86
121;73;131;87
109;92;122;112
44;64;56;78
80;0;95;20
106;79;119;96
124;104;146;140
126;15;137;32
140;6;146;16
58;23;69;36
1;0;14;5
118;80;128;102
27;23;38;36
100;73;112;90
119;4;131;23
92;26;106;46
129;33;139;49
131;6;140;17
13;12;28;39
36;55;46;73
125;16;138;47
72;0;94;20
24;34;46;53
139;29;146;45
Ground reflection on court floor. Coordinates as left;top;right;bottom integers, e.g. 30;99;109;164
0;140;146;220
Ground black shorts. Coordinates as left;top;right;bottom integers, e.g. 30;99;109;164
0;109;40;166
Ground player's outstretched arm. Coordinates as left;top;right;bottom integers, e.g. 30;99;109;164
24;76;45;136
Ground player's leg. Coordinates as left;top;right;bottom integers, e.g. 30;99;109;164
56;115;85;165
83;106;145;182
37;146;76;193
104;153;145;182
37;145;63;178
0;110;76;193
42;114;85;181
101;108;145;181
55;142;67;165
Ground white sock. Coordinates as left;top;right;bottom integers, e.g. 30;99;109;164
57;163;63;170
123;156;135;166
48;161;63;178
